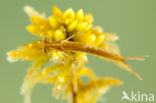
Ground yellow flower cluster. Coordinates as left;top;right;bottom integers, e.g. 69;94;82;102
8;6;119;65
7;6;121;103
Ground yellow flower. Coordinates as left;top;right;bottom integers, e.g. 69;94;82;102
7;6;126;103
8;6;119;65
20;64;122;103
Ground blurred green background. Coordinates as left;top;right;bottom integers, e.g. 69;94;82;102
0;0;156;103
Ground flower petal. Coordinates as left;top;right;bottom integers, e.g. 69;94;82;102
7;41;49;61
24;5;46;19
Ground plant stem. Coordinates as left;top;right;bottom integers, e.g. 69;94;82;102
71;68;77;103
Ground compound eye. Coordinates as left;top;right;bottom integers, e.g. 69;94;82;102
41;38;51;54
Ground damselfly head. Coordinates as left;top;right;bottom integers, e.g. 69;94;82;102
41;37;52;54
